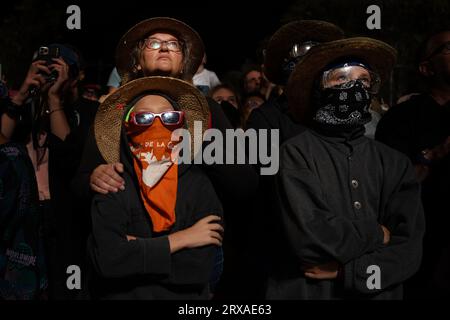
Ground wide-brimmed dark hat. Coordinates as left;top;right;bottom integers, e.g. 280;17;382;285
94;76;210;164
116;17;204;83
286;37;397;122
263;20;345;85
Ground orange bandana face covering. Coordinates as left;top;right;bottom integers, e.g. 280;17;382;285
124;117;178;232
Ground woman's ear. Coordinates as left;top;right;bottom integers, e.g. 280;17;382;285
132;64;143;76
179;62;184;75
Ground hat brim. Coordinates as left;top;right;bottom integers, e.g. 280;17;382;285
116;17;204;82
95;76;210;164
263;20;345;85
286;37;397;122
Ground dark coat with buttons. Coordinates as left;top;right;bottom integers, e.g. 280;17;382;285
266;125;425;300
87;130;223;300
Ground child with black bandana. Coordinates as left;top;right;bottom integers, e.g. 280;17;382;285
267;37;425;300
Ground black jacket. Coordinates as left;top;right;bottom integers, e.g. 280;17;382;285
242;94;306;298
376;94;449;161
87;131;223;300
245;94;305;157
267;126;425;300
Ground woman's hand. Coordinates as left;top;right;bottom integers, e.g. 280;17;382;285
90;163;125;194
48;58;69;100
12;60;50;105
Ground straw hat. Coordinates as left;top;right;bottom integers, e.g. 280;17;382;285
263;20;344;85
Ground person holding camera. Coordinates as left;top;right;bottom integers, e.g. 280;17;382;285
1;55;71;140
0;44;86;300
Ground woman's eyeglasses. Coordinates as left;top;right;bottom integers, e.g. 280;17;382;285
142;38;183;52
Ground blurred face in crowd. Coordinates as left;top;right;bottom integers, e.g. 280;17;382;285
136;33;184;78
82;87;100;102
211;87;238;109
244;70;263;94
242;94;265;125
421;31;450;85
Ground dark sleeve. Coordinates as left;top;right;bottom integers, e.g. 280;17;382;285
245;105;279;173
342;160;425;294
276;143;385;265
375;106;415;160
47;131;84;180
0;145;20;223
169;172;224;285
89;190;171;279
204;98;259;201
245;105;271;131
70;125;106;200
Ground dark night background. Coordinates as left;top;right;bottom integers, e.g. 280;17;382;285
0;0;449;103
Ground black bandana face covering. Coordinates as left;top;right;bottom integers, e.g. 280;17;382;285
313;80;372;127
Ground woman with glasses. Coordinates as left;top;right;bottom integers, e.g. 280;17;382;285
73;17;257;234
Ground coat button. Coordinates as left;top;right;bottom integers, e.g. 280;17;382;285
354;201;362;210
351;179;359;188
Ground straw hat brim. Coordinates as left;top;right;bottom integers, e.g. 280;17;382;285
263;20;345;85
286;37;397;122
94;76;210;164
116;17;204;82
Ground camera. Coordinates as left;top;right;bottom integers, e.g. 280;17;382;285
33;46;60;83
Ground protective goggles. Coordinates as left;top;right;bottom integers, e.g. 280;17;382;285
321;65;381;94
285;41;320;61
125;110;185;126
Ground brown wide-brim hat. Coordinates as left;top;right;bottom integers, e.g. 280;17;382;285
263;20;345;85
116;17;205;83
287;37;397;122
94;76;210;164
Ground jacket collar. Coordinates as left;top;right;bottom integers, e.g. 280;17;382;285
309;122;367;147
